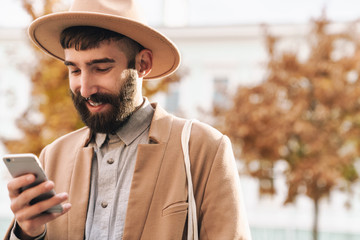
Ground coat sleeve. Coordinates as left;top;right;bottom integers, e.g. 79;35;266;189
198;135;252;240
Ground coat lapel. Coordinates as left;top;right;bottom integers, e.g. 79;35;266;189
68;146;93;240
123;104;173;239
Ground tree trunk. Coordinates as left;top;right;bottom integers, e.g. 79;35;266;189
312;198;319;240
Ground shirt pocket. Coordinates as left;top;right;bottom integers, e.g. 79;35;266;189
162;201;188;217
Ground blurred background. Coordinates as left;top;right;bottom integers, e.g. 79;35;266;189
1;0;360;239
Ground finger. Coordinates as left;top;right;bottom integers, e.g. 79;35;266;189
7;174;36;198
11;181;54;213
29;203;71;226
17;202;71;237
17;192;70;222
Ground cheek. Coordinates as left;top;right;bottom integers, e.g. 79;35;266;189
114;77;124;90
107;72;125;92
69;77;78;93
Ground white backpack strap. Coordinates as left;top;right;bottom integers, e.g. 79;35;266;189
181;119;199;240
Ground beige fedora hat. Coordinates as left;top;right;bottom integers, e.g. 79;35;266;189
28;0;181;80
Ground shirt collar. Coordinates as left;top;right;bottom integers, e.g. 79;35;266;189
94;98;154;147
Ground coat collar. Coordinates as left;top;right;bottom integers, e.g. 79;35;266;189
148;102;174;144
123;103;175;239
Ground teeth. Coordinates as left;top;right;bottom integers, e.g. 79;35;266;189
88;100;102;107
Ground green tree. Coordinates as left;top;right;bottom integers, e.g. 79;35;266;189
3;0;182;155
216;17;360;240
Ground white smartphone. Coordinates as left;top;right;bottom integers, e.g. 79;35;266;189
2;153;63;213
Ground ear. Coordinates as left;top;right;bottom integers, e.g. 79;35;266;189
135;49;153;78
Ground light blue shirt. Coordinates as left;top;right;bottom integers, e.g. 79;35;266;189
85;99;154;240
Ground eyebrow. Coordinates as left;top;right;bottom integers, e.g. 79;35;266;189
64;58;115;67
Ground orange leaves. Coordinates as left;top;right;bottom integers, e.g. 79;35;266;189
142;68;185;97
216;16;360;207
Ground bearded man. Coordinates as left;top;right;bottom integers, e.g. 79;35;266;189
4;0;251;239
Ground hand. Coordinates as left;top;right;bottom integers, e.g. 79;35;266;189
7;174;71;238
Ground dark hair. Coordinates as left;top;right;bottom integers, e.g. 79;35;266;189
60;26;144;68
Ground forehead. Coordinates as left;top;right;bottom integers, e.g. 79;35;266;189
64;41;128;63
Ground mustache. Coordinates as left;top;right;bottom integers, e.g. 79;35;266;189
71;91;120;106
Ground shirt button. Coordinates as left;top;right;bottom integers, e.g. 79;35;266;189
101;201;108;208
107;158;114;164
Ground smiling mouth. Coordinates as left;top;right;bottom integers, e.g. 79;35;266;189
87;99;103;107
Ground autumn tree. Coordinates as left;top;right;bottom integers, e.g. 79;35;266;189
216;17;360;240
2;0;182;155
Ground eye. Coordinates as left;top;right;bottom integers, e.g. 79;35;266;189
70;69;81;75
96;67;112;72
66;66;80;75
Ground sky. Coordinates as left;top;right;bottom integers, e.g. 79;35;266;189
1;0;360;28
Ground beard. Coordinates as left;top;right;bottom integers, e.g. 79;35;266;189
71;70;138;134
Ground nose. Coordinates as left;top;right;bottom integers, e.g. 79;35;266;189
79;72;98;98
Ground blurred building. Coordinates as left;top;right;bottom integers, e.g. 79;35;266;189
1;22;360;239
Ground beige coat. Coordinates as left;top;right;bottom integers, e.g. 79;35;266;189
5;103;251;240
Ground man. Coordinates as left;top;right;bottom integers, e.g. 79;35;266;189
5;0;251;239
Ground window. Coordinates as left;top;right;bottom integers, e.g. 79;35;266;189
165;82;180;113
212;77;229;108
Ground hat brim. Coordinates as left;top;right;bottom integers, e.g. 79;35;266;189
28;12;181;80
